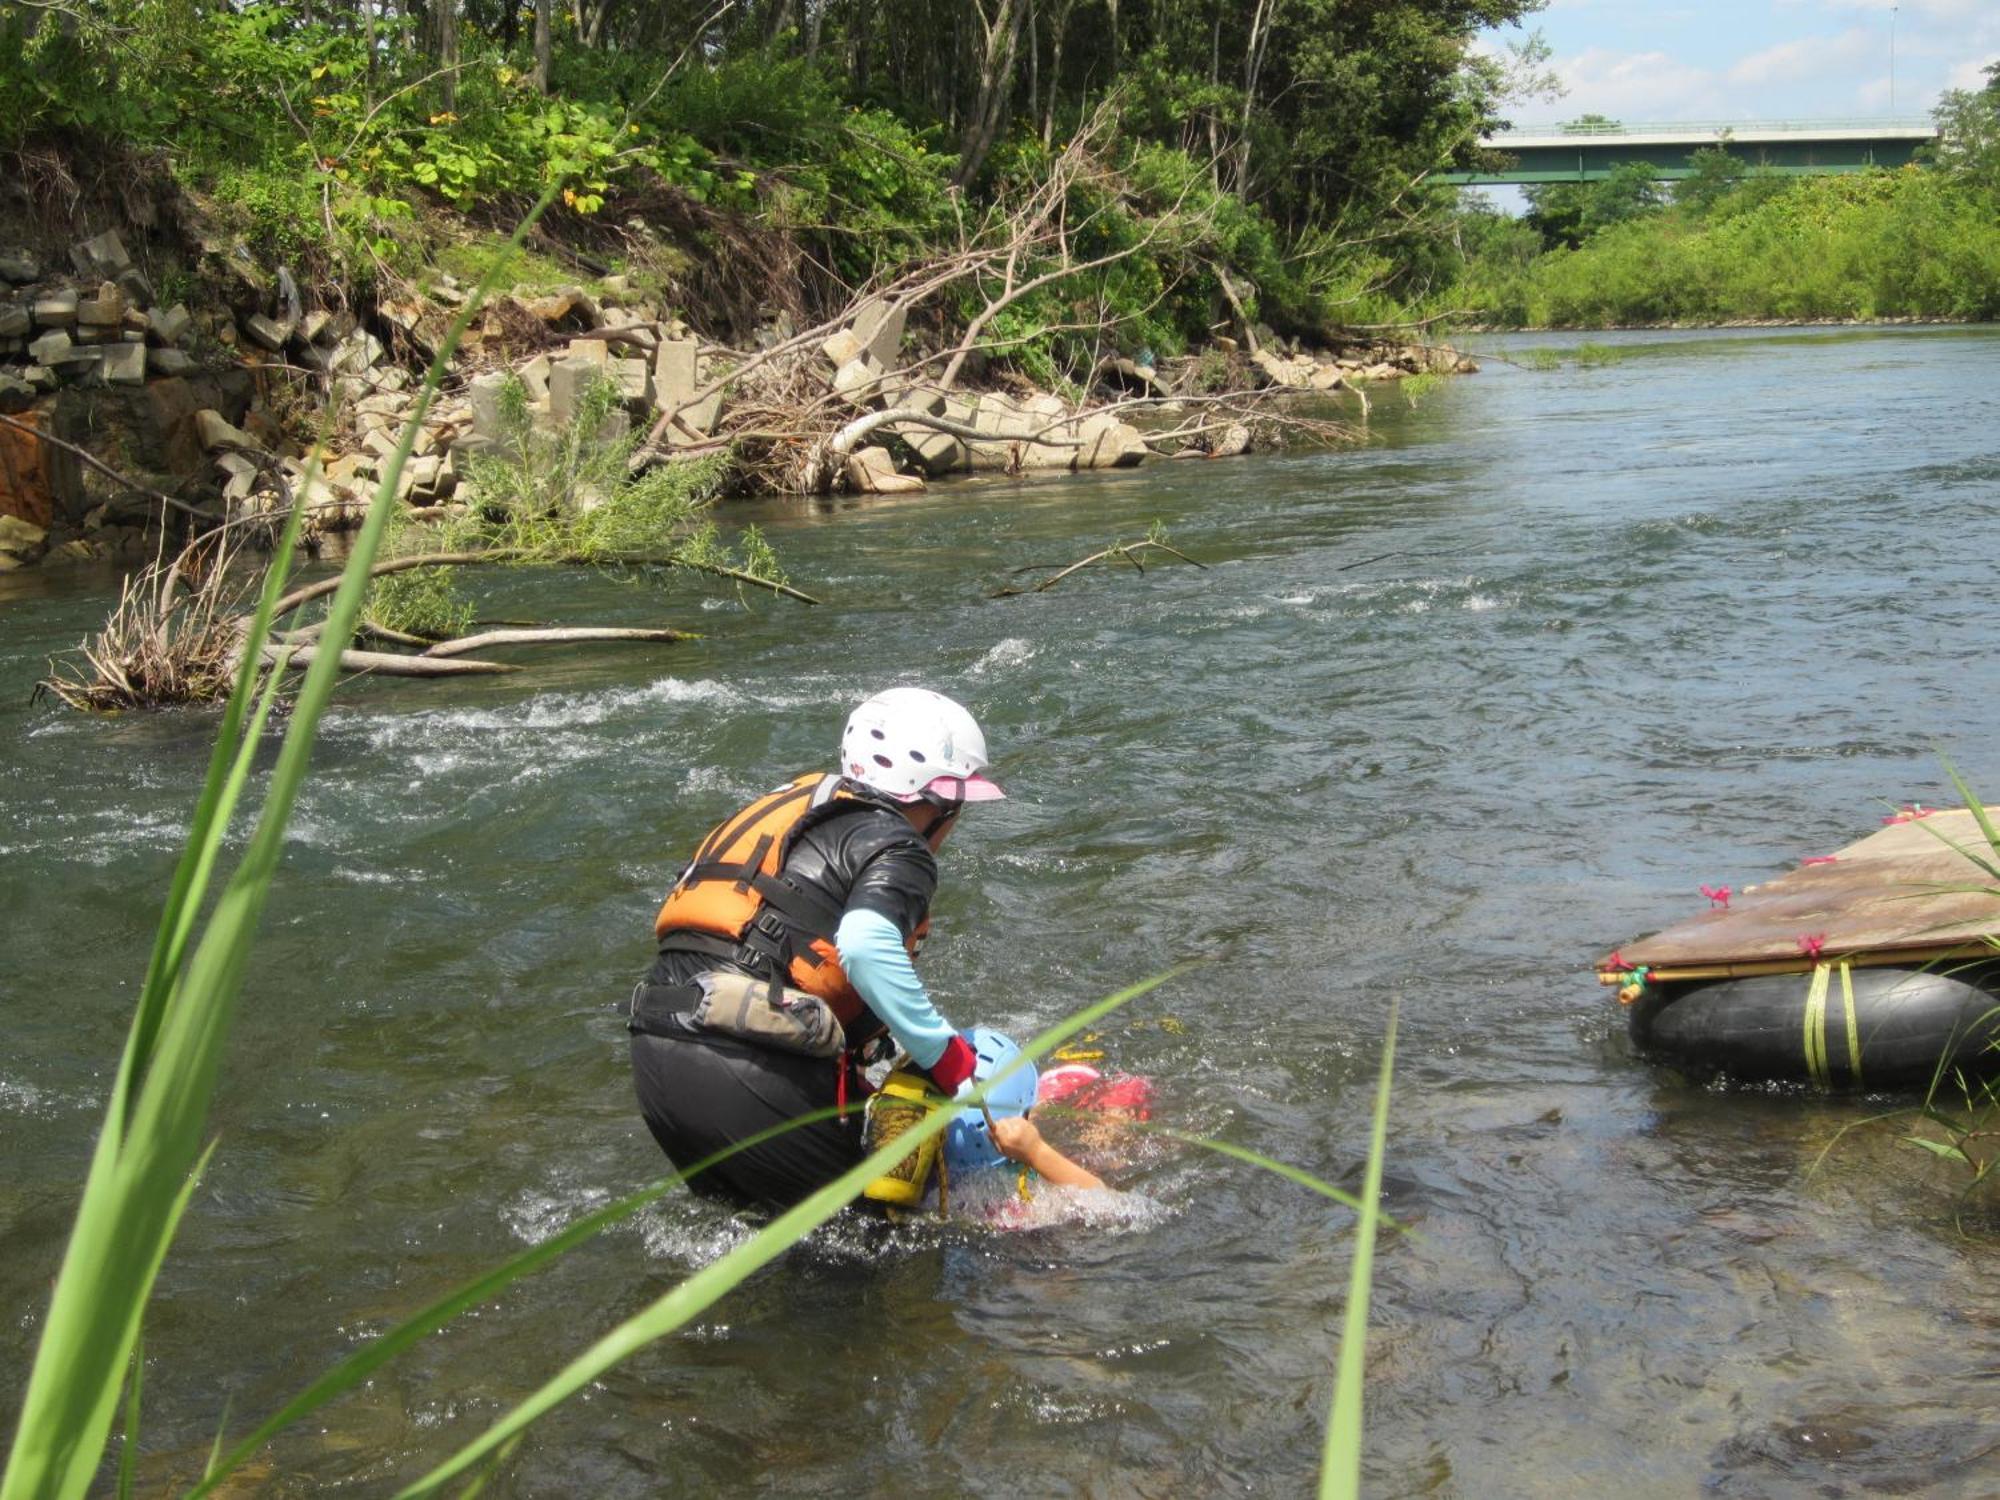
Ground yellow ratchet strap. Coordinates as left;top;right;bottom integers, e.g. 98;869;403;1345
1803;963;1831;1089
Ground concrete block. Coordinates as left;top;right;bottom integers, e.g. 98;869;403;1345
566;337;611;365
548;358;601;427
71;229;132;278
144;346;195;378
609;356;652;404
150;304;193;344
298;309;332;345
27;329;70;365
33;291;78;328
832;354;884;407
216;453;259;504
821;328;864;367
0;304;28;339
469;371;511;441
403;454;443;493
845;445;925;495
0;250;38;283
243;313;293;352
195;409;258;453
1074;414;1148;469
518;354;551;404
850;297;907;370
76;282;126;329
100;340;147;386
653;338;696;403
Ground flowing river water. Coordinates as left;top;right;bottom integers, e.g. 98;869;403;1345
4;325;2000;1496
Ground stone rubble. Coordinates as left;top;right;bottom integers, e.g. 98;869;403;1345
1;222;1478;565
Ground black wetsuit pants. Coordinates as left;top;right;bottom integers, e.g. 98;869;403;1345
629;988;863;1210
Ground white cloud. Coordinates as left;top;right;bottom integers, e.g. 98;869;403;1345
1551;47;1727;118
1944;56;1998;89
1727;28;1877;85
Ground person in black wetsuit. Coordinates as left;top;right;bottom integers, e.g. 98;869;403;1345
628;687;1004;1208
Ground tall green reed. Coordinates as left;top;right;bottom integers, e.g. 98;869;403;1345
0;184;564;1500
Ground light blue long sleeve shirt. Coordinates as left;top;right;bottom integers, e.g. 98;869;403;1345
835;908;956;1068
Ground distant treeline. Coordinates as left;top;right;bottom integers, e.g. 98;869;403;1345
1438;76;2000;327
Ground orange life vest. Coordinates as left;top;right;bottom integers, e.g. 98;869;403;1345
653;773;925;1025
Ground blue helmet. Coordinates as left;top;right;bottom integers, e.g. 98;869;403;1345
942;1027;1039;1178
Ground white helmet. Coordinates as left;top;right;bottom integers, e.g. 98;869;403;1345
841;688;1005;805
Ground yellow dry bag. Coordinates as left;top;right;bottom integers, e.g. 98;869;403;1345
861;1070;945;1207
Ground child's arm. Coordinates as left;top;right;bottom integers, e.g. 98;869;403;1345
989;1115;1106;1190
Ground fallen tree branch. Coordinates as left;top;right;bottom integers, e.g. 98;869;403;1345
420;626;697;659
828;405;1083;459
992;537;1207;597
259;643;519;676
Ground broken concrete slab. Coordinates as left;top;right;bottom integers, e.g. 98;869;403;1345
27;329;70;365
821;328;865;368
845;445;925;495
33;291;78;328
518;354;552;404
76;283;126;329
832;353;884;407
1073;413;1148;469
242;314;294;352
150;304;193;345
550;357;624;428
195;409;258;453
0;304;29;339
652;339;721;439
609;357;652;405
850;297;907;371
216;452;259;503
100;340;147;386
71;229;132;279
469;371;512;442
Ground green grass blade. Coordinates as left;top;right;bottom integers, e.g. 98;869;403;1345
1148;1128;1411;1234
203;1402;231;1482
116;1334;141;1500
1319;1005;1398;1500
394;968;1184;1497
0;187;560;1500
121;492;313;1129
1939;755;2000;860
453;1434;523;1500
184;1105;863;1498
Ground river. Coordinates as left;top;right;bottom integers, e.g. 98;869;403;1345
4;325;1999;1496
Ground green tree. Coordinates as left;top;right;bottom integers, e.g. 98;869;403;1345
1928;62;2000;196
1672;145;1745;216
1524;160;1665;248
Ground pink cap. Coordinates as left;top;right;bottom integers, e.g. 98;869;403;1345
924;771;1005;803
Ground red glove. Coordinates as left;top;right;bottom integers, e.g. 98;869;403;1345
924;1033;977;1094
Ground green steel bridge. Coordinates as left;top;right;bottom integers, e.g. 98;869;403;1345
1439;119;1938;185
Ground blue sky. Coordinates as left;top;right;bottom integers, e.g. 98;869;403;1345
1480;0;1999;126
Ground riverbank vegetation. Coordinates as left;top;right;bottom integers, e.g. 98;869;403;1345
0;0;1542;368
1435;72;2000;328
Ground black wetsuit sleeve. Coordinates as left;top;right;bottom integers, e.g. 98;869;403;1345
839;822;938;938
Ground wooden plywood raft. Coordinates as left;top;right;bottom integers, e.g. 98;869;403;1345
1604;807;2000;979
